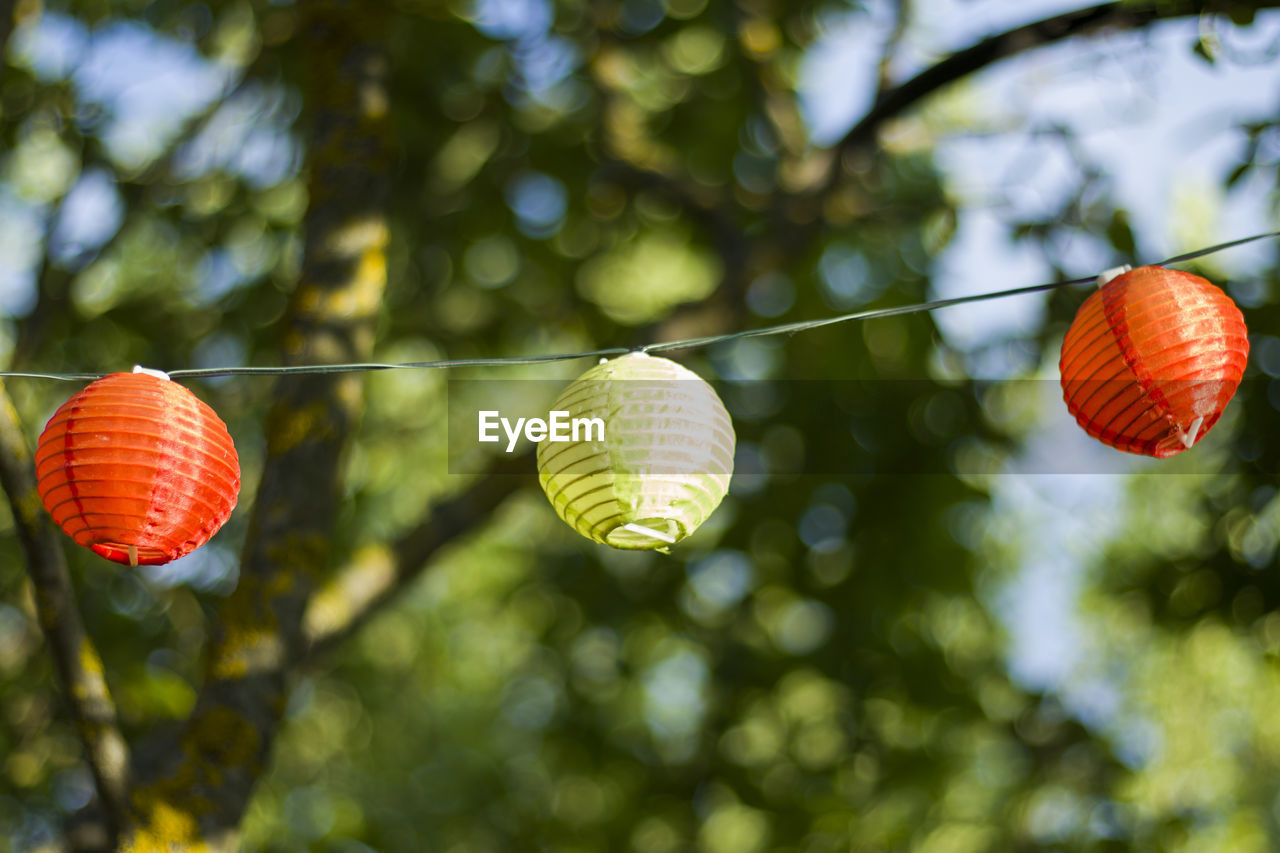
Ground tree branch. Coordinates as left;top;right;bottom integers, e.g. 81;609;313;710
304;453;529;663
0;382;131;844
818;0;1280;198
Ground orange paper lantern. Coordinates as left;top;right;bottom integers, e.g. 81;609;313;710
1059;265;1249;457
35;370;240;566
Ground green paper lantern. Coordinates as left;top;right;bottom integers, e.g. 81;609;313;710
537;352;735;550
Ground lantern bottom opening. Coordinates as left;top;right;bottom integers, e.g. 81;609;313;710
605;517;685;550
90;541;171;567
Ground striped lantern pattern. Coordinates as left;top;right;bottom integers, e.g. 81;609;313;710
537;352;735;550
35;372;241;566
1059;265;1249;457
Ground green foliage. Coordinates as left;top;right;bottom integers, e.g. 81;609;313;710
0;0;1279;851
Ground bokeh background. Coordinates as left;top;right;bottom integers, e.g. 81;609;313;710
2;0;1280;850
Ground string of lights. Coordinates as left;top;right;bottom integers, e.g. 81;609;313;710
3;228;1277;383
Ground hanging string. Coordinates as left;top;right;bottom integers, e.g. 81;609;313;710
5;228;1278;382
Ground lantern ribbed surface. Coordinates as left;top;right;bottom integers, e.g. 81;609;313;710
1059;265;1249;457
537;353;735;550
35;372;241;566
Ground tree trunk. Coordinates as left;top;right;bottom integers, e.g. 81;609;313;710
119;1;392;848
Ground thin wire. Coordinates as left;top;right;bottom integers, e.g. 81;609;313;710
643;273;1099;354
1162;229;1280;264
169;348;636;380
6;229;1278;382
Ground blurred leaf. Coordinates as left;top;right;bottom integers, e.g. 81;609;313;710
1107;209;1136;257
1192;36;1216;64
576;229;721;324
1225;161;1251;190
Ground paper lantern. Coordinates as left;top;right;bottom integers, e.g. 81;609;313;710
1059;265;1249;457
35;369;240;566
537;352;735;550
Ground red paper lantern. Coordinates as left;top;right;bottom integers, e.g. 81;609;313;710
35;371;240;566
1059;265;1249;457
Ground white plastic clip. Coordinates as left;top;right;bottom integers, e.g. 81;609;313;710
1096;265;1133;289
1179;416;1204;449
132;365;171;381
621;522;676;544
